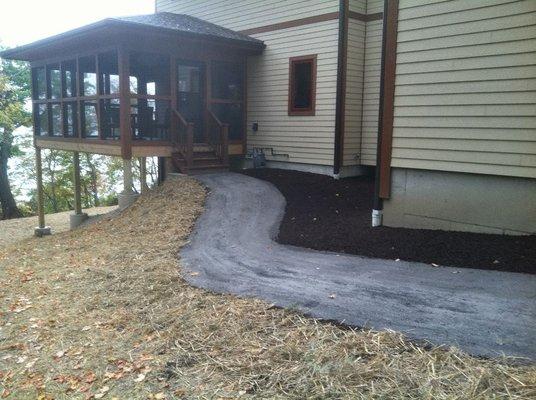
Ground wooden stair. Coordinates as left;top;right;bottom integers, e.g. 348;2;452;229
171;143;229;174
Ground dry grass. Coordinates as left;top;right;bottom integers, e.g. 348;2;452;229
0;176;534;399
0;206;117;248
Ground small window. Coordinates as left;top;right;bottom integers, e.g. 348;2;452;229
288;55;316;116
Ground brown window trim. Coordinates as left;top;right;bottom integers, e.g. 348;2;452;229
288;54;317;116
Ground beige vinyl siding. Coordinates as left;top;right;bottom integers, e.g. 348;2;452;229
247;20;339;165
156;0;339;31
343;18;366;166
391;0;536;178
349;0;367;14
367;0;384;14
360;18;383;166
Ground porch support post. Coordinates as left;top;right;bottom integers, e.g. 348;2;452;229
34;147;51;237
69;151;88;229
139;157;149;194
118;158;139;209
118;46;132;160
117;46;138;209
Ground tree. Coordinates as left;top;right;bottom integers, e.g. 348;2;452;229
0;50;31;219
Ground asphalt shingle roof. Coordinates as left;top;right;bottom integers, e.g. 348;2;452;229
113;13;263;46
0;12;264;61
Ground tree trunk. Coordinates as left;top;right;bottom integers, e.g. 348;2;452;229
46;152;59;213
85;153;99;207
0;130;22;219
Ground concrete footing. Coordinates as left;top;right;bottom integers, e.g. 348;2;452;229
118;192;140;210
70;213;89;229
34;226;52;237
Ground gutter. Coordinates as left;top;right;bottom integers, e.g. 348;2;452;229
372;0;390;227
333;0;348;176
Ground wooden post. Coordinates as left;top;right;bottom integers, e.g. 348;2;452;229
118;47;132;160
139;157;148;193
34;147;51;236
35;147;45;228
222;124;229;165
186;123;194;168
73;151;82;214
123;158;134;194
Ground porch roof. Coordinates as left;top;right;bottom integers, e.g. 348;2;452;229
0;12;265;61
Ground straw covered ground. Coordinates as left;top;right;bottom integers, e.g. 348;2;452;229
0;206;117;248
0;176;534;399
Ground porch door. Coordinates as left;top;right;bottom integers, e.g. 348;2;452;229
177;61;205;142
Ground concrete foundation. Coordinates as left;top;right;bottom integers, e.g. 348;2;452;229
34;226;52;237
69;213;88;229
383;168;536;235
118;192;140;209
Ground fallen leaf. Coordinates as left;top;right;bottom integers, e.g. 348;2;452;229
85;372;97;384
134;373;145;382
94;386;110;399
328;294;336;299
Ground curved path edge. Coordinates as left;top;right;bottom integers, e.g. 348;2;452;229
180;172;536;360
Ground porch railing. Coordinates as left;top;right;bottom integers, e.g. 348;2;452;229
206;109;229;165
171;108;194;167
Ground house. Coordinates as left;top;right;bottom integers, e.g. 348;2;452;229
1;0;535;236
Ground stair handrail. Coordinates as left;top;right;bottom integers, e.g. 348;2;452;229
206;108;229;165
172;108;194;167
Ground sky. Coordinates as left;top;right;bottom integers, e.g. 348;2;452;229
0;0;155;47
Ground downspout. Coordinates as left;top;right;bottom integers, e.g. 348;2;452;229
372;0;390;227
333;0;348;177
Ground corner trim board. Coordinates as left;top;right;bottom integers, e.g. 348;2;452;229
334;0;349;174
378;0;399;199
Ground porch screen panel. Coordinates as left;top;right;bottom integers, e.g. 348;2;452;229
35;104;48;136
129;52;171;141
62;60;77;98
50;103;62;136
32;67;46;100
210;61;245;141
48;64;61;100
31;51;123;139
79;56;97;97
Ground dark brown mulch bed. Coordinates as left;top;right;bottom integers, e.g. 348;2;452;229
242;168;536;274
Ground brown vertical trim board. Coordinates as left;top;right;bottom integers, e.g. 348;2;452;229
118;46;132;159
333;0;348;175
242;56;248;154
378;0;398;199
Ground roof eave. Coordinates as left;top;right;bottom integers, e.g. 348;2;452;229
0;18;265;62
